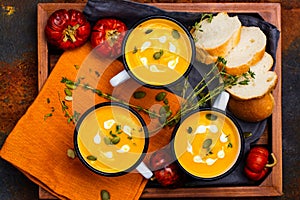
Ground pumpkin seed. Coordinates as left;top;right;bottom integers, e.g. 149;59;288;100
206;113;218;121
133;91;146;99
153;50;163;60
159;106;167;115
159;114;166;124
187;126;193;134
172;29;180;39
101;190;110;200
145;29;153;34
64;88;72;96
67;149;76;159
202;139;212;149
111;136;120;144
243;132;253;138
87;155;97;161
155;92;166;101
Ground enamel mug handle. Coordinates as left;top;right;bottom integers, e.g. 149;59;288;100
110;70;131;87
212;91;230;111
136;161;153;179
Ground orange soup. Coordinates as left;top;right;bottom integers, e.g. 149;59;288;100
124;17;194;86
173;110;242;179
75;103;148;175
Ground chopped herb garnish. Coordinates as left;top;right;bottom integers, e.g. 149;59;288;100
95;71;100;77
133;46;138;54
58;92;80;124
74;64;80;70
44;113;52;120
153;49;164;60
116;124;121;132
109;131;117;137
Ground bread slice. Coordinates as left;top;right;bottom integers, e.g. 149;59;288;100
250;52;274;73
193;12;241;64
225;52;277;100
228;92;275;122
224;26;266;75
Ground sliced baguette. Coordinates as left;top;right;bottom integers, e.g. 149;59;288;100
193;12;241;64
250;52;274;73
224;26;266;75
225;52;277;100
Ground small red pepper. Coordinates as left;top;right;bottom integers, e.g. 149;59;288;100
149;148;184;187
90;18;127;58
244;146;277;181
45;9;91;50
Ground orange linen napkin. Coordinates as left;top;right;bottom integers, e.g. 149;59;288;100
0;42;182;200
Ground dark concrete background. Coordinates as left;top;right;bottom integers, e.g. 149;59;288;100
0;0;299;199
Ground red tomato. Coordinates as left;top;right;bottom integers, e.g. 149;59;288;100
45;9;91;50
91;18;127;58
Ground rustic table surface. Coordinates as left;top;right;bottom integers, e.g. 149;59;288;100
0;0;299;200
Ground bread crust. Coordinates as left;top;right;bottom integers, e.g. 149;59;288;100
224;37;266;76
194;12;241;64
228;92;275;122
206;26;242;58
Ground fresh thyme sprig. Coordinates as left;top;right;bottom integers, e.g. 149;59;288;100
60;77;161;118
59;56;254;131
221;69;256;87
192;13;213;32
58;92;80;124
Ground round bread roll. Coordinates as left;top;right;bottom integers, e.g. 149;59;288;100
228;92;274;122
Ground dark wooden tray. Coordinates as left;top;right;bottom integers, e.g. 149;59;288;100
37;2;282;198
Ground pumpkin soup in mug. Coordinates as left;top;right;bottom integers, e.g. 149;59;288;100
123;16;195;87
74;102;149;176
172;109;243;179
